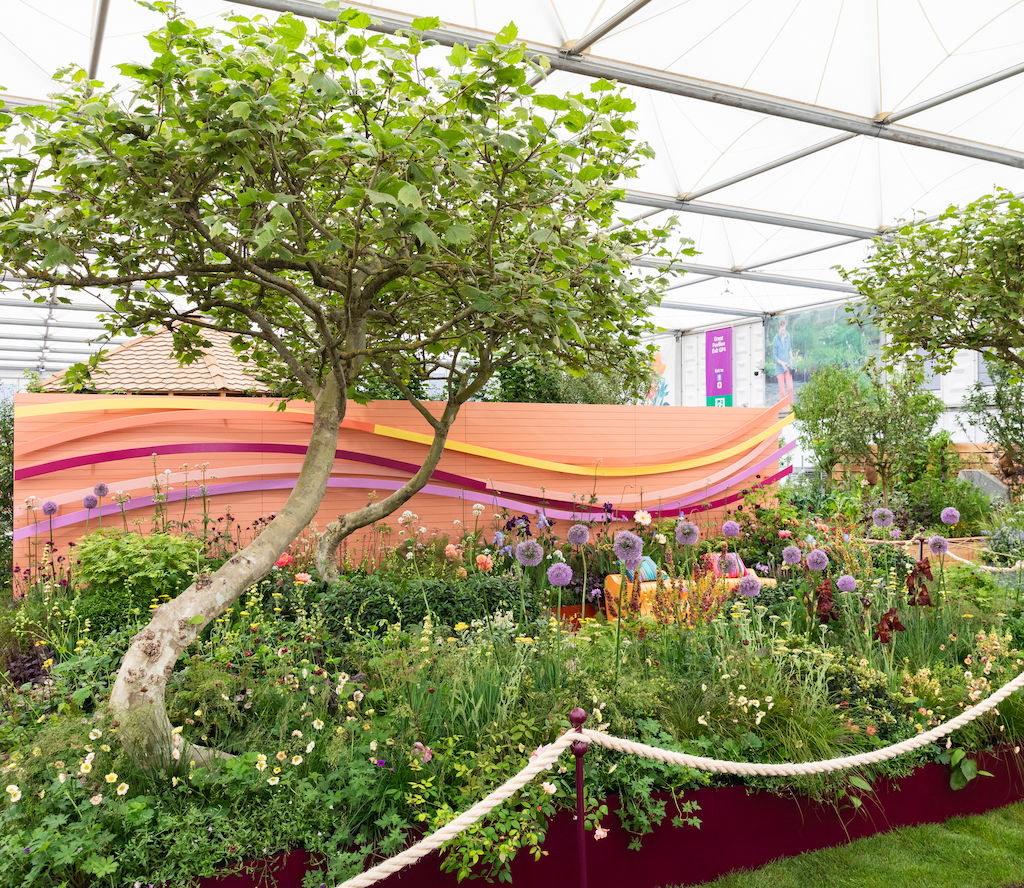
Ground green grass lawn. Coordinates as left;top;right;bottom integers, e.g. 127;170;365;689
661;802;1024;888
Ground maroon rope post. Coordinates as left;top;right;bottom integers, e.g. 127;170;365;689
570;707;589;888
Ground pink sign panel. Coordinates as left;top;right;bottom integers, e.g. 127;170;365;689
705;327;733;406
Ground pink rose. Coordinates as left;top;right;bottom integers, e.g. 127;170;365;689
778;530;792;538
294;572;311;584
275;553;293;567
594;827;609;840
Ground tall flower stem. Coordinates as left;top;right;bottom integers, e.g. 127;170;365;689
614;561;625;684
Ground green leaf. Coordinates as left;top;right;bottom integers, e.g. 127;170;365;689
228;101;250;120
276;15;307;50
188;614;205;626
496;133;525;153
960;757;978;782
397;183;422;208
448;44;469;67
848;775;872;792
443;224;473;244
950;748;966;767
495;22;518;44
345;34;366;56
411;16;440;31
409;221;438;250
365;189;398;207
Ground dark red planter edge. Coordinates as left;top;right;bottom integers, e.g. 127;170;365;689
199;746;1024;888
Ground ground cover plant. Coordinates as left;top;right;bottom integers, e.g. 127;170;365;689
4;470;1024;887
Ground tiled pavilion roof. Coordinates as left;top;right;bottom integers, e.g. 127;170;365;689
37;327;271;395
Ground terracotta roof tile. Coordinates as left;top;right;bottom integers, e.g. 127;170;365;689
39;328;272;395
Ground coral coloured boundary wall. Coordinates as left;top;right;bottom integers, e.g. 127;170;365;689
199;747;1024;888
12;394;792;561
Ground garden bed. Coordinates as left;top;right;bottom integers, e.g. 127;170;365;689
198;746;1024;888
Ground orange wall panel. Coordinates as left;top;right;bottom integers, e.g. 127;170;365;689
13;394;793;567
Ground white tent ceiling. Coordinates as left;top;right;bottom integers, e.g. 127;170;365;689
3;0;1024;382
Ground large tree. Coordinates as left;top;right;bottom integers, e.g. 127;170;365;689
0;8;681;764
841;188;1024;374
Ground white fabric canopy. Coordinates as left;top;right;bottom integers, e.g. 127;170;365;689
3;0;1024;381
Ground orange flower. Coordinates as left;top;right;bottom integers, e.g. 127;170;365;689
476;553;493;572
444;543;462;563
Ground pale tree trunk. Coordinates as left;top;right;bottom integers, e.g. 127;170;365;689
109;373;344;768
315;397;461;581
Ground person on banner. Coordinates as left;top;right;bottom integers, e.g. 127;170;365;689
773;318;794;404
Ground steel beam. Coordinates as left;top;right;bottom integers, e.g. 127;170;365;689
635;257;857;293
883;59;1024;124
683;134;854;202
622;192;882;239
230;0;1024;170
0;317;109;330
88;0;113;81
657;300;764;317
0;298;109;314
3;344;98;353
572;0;654;55
0;332;124;344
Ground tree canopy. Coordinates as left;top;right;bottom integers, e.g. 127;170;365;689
0;6;682;764
840;189;1024;374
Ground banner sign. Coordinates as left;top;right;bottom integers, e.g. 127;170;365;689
705;327;733;407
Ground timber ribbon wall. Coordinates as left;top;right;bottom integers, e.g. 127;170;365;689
12;394;793;561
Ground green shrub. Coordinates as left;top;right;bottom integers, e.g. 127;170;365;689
317;572;540;633
75;530;203;634
906;476;992;535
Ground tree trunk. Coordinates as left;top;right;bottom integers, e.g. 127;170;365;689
108;374;344;768
315;398;460;581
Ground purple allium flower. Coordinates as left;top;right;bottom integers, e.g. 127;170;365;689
928;534;949;556
782;545;802;566
82;494;98;510
613;531;643;571
722;520;740;538
93;483;109;498
941;507;960;526
547;562;573;586
675;520;700;546
837;574;857;593
889;528;901;539
872;508;894;528
41;500;58;516
737;575;761;598
723;553;738;575
807;549;829;571
515;539;543;567
567;524;590;547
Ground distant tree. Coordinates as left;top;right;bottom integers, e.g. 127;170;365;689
791;364;861;486
843;363;944;506
959;360;1024;472
841;189;1024;375
0;10;682;765
488;357;648;404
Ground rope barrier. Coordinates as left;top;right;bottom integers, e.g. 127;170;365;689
334;664;1024;888
945;547;1024;573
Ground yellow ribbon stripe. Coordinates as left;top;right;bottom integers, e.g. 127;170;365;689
16;398;793;477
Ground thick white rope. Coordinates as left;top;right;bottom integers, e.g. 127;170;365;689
335;666;1024;888
945;547;1024;573
337;731;576;888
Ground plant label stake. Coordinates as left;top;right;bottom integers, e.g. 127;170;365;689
570;706;589;888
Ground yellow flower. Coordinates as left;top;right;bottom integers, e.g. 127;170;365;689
79;762;92;774
256;761;267;772
267;776;280;785
105;773;117;783
291;755;303;766
116;783;129;796
454;622;469;632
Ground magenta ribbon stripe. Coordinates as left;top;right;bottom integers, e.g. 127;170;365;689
13;465;793;542
16;437;796;515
